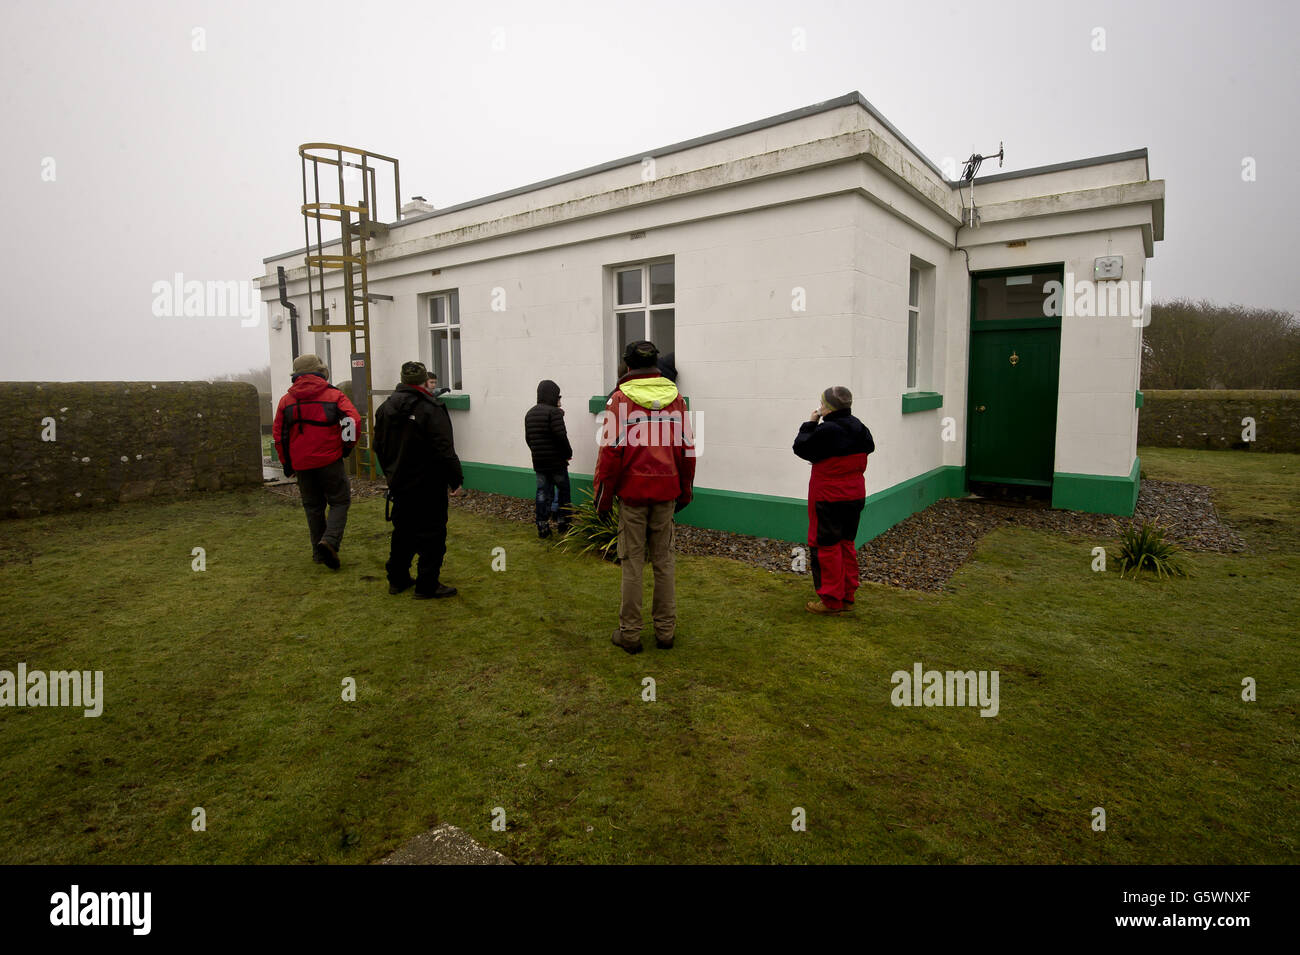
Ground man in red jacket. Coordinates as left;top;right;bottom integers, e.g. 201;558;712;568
272;354;361;570
595;340;696;653
792;386;875;614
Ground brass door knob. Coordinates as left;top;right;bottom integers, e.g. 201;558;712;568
976;405;987;412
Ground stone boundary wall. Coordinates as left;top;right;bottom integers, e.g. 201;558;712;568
1;382;263;518
1138;390;1300;453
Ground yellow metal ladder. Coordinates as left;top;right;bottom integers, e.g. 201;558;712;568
298;144;401;478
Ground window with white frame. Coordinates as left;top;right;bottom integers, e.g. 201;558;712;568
425;291;462;390
907;267;920;390
612;260;674;375
906;258;935;391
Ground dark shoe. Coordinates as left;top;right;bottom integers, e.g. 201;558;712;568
611;629;642;655
388;579;415;595
312;551;324;564
414;583;458;599
537;523;552;539
841;600;856;613
315;540;340;570
655;637;674;650
805;599;842;615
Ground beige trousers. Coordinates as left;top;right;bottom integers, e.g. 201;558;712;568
617;500;677;642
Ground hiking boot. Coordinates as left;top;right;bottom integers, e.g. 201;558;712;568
655;636;674;650
611;629;642;655
315;540;340;570
388;579;415;595
841;601;856;613
805;599;842;615
414;583;458;599
555;522;572;537
537;523;552;539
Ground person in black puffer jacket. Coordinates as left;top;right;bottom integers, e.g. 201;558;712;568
373;361;464;599
524;379;573;538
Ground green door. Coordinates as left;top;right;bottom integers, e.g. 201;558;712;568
966;267;1063;486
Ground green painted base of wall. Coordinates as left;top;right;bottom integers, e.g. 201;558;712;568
858;465;967;543
675;486;808;542
1051;457;1140;516
461;462;594;500
460;461;967;545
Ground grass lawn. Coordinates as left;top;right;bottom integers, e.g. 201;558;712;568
0;447;1296;864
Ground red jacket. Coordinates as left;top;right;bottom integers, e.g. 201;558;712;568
594;371;696;510
273;373;361;473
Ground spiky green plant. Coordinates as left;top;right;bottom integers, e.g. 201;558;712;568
1110;520;1189;579
554;488;620;561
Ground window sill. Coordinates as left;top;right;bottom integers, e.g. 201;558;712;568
440;392;470;410
589;394;690;413
901;391;943;414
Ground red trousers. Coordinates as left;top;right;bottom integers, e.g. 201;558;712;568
808;498;864;610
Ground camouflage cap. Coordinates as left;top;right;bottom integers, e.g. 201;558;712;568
401;361;428;385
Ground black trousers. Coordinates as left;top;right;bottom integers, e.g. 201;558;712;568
386;487;449;592
296;458;351;551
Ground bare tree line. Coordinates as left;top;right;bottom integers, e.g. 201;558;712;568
1144;300;1300;389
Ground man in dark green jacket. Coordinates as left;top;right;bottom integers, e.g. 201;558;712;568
373;361;464;599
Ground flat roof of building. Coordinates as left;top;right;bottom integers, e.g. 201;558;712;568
264;91;1150;264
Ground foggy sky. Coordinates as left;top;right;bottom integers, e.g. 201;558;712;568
2;0;1296;382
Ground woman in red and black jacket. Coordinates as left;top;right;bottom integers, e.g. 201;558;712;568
792;386;875;614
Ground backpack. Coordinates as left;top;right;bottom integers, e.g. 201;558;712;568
279;395;355;475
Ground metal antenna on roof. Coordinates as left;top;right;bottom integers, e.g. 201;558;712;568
959;141;1004;228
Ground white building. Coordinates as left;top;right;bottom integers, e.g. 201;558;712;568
261;91;1164;542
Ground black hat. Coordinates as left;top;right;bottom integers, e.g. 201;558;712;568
623;340;659;369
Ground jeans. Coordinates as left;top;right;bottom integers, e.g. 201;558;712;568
534;469;571;526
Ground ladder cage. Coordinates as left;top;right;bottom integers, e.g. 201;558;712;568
298;143;401;478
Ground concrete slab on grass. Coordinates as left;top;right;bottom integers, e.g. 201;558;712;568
377;824;513;865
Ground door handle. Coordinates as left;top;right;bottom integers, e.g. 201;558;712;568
976;405;986;413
